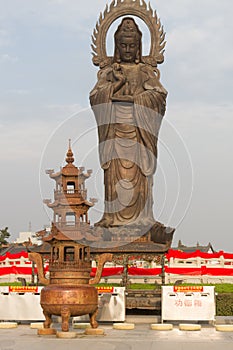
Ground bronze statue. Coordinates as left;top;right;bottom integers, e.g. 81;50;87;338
90;1;167;230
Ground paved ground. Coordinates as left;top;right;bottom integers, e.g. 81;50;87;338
0;323;233;350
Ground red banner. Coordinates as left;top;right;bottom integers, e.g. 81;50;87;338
165;266;233;276
90;267;124;277
90;267;162;277
0;266;33;275
166;249;233;260
128;267;162;276
0;265;49;276
1;265;233;277
1;249;233;278
203;267;233;276
165;267;202;275
0;251;28;262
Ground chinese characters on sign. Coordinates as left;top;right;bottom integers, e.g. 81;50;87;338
174;298;202;308
9;286;38;293
174;286;203;293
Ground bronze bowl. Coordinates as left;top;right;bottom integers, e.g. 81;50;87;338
41;284;98;332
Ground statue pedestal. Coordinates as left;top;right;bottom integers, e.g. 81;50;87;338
91;221;175;251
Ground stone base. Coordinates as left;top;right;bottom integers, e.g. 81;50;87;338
30;322;44;329
84;328;105;335
113;323;135;330
38;328;57;336
73;323;91;329
0;322;18;329
56;331;77;339
179;324;201;331
151;323;173;331
126;315;161;324
215;325;233;332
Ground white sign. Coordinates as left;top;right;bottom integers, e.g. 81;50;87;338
162;286;215;322
0;287;44;321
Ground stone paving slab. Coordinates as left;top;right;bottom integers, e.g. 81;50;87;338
0;324;233;350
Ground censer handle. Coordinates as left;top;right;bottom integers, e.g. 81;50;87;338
89;253;113;285
28;252;50;285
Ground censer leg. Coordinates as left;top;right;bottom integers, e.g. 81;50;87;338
61;306;71;332
89;307;98;328
43;310;52;329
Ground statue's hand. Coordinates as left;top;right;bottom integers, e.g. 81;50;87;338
112;63;126;82
112;64;126;94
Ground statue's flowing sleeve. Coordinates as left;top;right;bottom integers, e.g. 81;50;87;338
134;65;168;176
90;67;114;169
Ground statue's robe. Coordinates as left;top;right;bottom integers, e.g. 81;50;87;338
90;63;167;227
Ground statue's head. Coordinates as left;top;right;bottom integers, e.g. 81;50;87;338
114;17;142;64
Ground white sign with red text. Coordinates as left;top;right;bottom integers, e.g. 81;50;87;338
162;286;215;322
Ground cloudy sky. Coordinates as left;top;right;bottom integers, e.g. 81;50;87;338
0;0;232;251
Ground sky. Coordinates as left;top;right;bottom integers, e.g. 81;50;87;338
0;0;232;252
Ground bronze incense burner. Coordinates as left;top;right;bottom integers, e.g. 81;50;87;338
29;241;112;332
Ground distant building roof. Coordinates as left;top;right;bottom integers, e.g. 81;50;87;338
0;243;28;256
172;240;215;253
29;242;51;255
0;246;8;255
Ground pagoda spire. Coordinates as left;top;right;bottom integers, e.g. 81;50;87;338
66;139;74;164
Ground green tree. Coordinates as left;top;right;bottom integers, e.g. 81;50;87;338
0;227;11;246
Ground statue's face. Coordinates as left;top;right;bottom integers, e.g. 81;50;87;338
117;36;138;63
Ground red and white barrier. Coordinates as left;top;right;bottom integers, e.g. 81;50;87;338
165;250;233;284
1;249;233;284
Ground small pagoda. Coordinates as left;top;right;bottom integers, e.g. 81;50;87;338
43;140;98;243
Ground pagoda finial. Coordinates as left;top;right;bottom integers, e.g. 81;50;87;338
66;139;74;164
